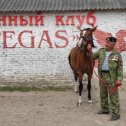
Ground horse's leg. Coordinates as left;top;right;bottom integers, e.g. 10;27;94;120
73;71;78;93
73;71;78;82
78;81;83;105
87;75;92;105
87;80;92;100
77;72;83;106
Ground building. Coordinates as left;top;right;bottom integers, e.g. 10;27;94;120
0;0;126;86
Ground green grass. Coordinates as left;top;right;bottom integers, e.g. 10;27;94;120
0;86;72;92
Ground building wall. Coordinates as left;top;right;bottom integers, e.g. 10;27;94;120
0;10;126;86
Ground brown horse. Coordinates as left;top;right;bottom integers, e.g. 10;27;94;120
68;26;97;105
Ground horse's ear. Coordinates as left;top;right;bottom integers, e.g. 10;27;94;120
92;26;97;32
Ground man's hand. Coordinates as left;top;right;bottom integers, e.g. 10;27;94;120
116;80;124;90
116;80;122;85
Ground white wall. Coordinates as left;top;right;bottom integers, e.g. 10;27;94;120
0;10;126;86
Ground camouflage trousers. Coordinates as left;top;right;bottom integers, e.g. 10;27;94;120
99;72;120;116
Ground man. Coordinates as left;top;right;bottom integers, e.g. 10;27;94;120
92;36;123;121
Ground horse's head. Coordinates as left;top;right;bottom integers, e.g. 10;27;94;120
77;26;97;51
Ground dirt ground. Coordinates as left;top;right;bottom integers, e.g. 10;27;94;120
0;85;126;126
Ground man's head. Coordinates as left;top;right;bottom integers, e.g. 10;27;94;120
105;37;117;51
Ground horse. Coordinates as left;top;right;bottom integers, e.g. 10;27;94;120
68;26;97;105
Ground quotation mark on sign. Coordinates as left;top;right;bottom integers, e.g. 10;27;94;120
72;34;79;41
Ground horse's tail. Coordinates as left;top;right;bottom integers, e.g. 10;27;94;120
68;54;72;69
68;54;71;67
68;54;78;82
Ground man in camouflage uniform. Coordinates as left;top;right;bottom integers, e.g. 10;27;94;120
92;36;123;121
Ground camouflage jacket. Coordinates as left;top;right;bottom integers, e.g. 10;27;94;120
93;48;123;82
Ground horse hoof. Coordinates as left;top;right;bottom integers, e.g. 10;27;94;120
74;90;78;93
77;101;82;106
88;100;93;105
77;98;82;106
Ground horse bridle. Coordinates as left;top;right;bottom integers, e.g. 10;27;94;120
79;35;93;51
77;27;95;52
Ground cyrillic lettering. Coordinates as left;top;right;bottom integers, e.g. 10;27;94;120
66;16;74;25
0;16;6;26
35;16;44;26
76;16;85;27
8;16;18;26
29;16;33;26
55;16;65;25
20;16;28;26
86;11;96;26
